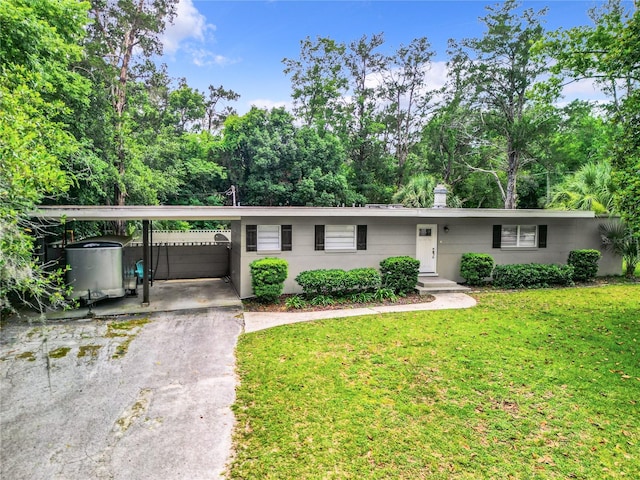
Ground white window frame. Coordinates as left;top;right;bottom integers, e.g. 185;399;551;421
325;225;356;250
257;224;281;251
501;225;538;248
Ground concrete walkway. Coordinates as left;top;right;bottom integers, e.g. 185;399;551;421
243;292;477;333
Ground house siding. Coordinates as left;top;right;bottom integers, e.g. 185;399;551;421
238;215;620;298
238;216;418;298
229;220;242;297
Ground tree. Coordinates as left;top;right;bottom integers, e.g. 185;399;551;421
599;221;639;277
448;0;550;208
547;161;616;214
283;36;348;131
379;37;437;172
1;0;90;315
204;85;240;134
284;33;436;203
392;175;461;208
85;0;177;232
542;0;639;232
219;108;362;206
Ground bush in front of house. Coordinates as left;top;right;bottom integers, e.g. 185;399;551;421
295;268;381;297
492;263;574;289
343;268;381;293
295;269;346;297
459;253;495;286
567;249;601;282
249;257;288;303
379;256;420;295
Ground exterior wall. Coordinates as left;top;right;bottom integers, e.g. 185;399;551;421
238;216;418;298
229;220;242;297
123;245;230;280
436;217;620;282
237;215;622;298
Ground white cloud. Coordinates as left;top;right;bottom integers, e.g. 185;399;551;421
162;0;213;55
426;61;449;90
248;99;292;111
191;49;237;67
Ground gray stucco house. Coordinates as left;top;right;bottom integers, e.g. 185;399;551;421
37;205;620;299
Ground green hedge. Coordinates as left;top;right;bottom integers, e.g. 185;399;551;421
460;253;495;286
492;263;574;289
379;256;420;295
343;268;382;293
249;257;288;302
295;268;381;297
567;249;601;282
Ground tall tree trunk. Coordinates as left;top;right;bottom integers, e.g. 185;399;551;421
504;144;518;209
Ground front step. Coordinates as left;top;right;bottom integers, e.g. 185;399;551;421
415;275;470;295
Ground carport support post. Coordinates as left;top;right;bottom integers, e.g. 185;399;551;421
142;220;150;306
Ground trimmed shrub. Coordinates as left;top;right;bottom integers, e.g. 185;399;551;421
380;256;420;295
344;268;381;293
568;249;601;282
295;269;346;297
460;253;495;286
249;257;288;302
295;268;381;297
492;263;574;289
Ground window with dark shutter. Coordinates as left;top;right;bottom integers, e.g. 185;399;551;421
246;225;257;252
357;225;367;250
538;225;547;248
314;225;325;251
282;225;292;251
492;225;502;248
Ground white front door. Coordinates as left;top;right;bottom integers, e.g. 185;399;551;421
416;224;437;273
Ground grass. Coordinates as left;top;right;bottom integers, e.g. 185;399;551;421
231;285;640;479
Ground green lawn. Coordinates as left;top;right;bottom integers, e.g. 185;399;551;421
231;285;640;479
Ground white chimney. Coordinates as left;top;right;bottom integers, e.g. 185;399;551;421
433;184;448;208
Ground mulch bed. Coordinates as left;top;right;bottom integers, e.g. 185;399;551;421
243;292;435;313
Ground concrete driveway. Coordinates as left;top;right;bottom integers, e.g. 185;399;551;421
1;305;243;480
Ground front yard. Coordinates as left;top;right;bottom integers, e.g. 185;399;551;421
231;284;639;479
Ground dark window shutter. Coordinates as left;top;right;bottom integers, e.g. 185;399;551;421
538;225;547;248
357;225;367;250
246;225;257;252
314;225;325;251
492;225;502;248
281;225;292;251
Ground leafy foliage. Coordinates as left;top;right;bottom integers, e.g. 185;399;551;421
542;0;640;232
492;263;575;289
599;221;639;277
1;0;89;315
460;253;495;286
567;249;602;282
284;295;307;310
379;256;420;294
547;161;616;214
447;0;550;208
295;268;381;298
221;108;362;206
249;258;288;303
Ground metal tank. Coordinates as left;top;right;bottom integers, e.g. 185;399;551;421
65;236;133;303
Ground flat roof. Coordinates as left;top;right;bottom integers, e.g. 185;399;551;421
33;205;596;221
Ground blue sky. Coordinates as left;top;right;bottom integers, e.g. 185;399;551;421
160;1;619;113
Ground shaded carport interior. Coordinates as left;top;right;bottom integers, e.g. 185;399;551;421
34;206;244;306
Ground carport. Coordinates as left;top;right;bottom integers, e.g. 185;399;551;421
34;206;244;305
